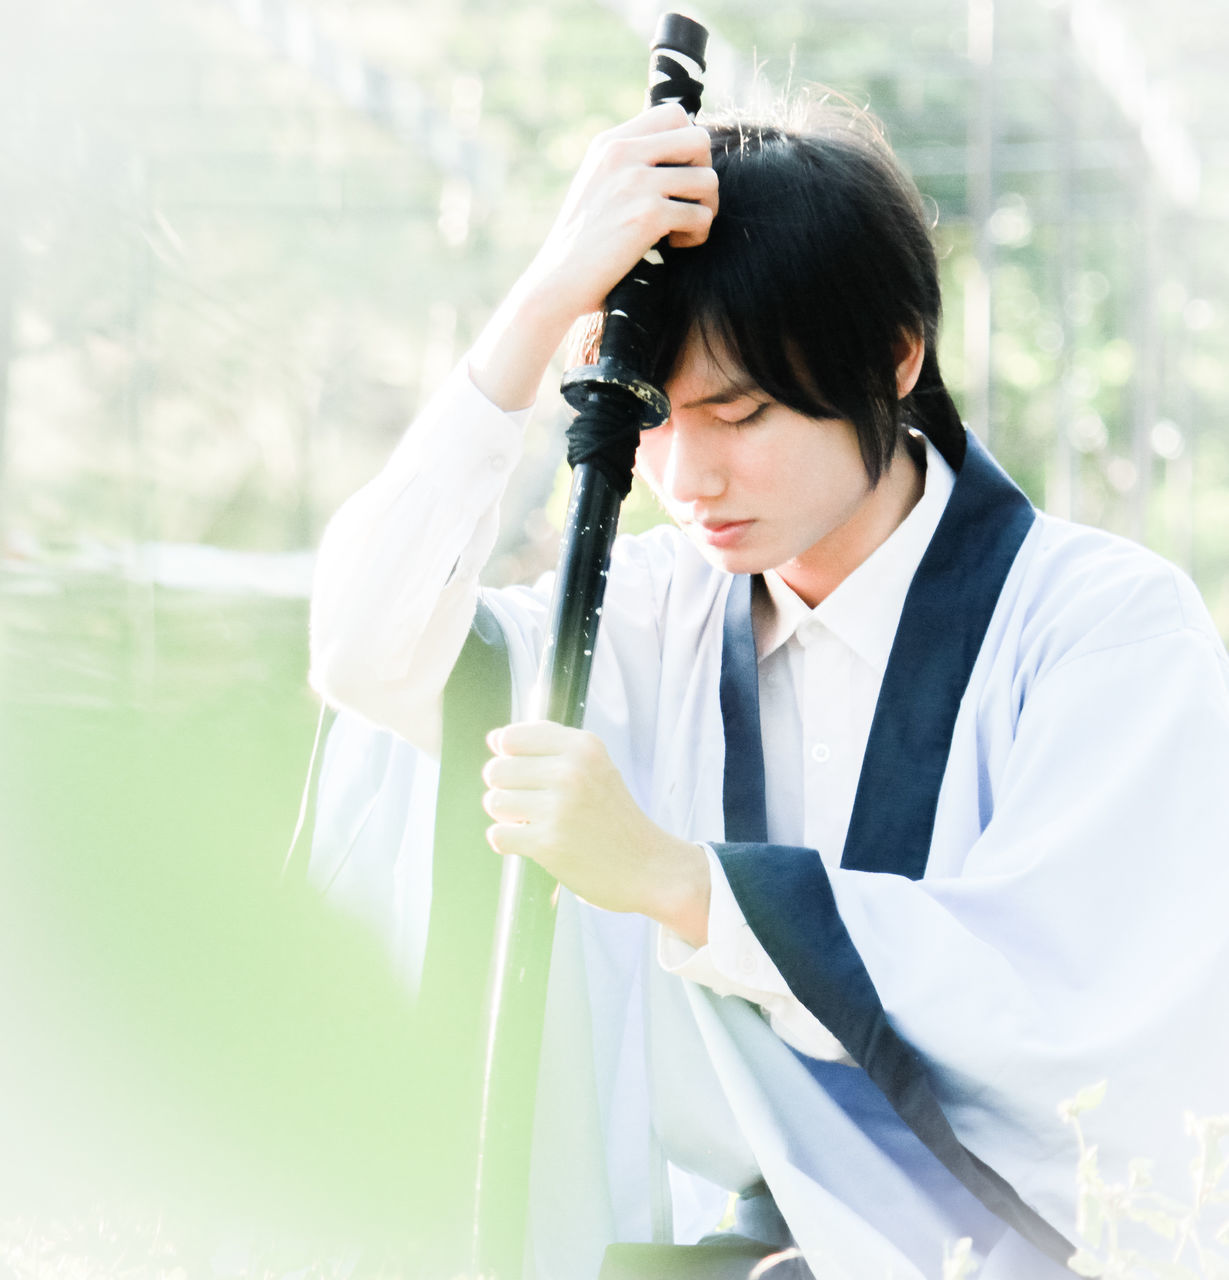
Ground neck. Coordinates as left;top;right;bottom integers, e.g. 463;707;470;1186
779;439;925;608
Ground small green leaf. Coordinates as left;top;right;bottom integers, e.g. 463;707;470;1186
1127;1157;1154;1190
1066;1248;1102;1276
1077;1144;1102;1188
941;1236;976;1280
1077;1192;1104;1247
1074;1081;1109;1114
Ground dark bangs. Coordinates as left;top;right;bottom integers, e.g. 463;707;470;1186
647;112;945;484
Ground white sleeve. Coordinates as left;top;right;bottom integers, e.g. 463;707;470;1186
309;362;532;756
658;845;852;1063
717;616;1229;1234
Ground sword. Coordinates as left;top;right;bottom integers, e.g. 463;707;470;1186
470;14;709;1278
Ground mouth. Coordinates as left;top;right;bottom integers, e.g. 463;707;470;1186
694;519;753;549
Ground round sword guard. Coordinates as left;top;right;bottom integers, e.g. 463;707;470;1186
561;359;671;430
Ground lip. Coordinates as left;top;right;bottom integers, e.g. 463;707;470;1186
695;519;753;549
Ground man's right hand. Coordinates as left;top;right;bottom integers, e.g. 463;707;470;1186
468;102;717;414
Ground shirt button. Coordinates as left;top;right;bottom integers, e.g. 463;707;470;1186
738;953;758;977
810;742;832;763
489;454;508;472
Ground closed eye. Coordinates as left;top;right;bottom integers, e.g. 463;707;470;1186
726;401;771;428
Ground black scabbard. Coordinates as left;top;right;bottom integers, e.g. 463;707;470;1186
469;16;709;1280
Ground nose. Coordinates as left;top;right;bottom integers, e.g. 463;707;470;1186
646;415;726;506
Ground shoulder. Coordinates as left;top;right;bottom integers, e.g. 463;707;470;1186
1008;513;1224;674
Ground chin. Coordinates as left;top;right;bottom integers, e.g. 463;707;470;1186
691;540;772;577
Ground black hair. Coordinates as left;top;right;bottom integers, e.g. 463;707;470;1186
588;103;966;480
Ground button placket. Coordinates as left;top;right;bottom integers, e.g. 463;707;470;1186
802;627;837;775
800;626;856;863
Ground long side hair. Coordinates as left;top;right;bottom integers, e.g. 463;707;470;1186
577;101;966;477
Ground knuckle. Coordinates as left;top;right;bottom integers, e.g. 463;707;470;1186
589;124;619;155
627;200;664;236
601;136;633;167
557;757;585;791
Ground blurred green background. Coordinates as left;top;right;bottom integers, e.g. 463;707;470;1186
1;0;1227;1272
3;0;1228;603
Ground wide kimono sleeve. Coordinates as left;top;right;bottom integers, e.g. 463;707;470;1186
309;363;530;756
715;542;1229;1247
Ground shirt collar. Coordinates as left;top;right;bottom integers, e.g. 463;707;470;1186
753;434;956;672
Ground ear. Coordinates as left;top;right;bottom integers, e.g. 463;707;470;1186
894;330;925;399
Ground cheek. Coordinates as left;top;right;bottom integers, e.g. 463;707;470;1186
785;427;865;488
633;433;668;494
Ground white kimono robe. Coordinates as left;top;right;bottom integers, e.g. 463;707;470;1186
309;371;1229;1280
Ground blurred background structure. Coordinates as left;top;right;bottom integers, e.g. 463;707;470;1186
1;0;1227;1269
1;0;1228;624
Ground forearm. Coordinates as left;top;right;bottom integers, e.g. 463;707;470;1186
467;270;583;413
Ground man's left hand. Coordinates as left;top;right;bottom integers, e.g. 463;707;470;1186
482;720;710;947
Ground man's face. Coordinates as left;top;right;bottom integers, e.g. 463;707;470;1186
634;334;879;606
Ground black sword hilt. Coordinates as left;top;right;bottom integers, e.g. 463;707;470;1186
560;14;710;450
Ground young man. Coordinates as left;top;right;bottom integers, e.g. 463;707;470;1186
309;103;1229;1279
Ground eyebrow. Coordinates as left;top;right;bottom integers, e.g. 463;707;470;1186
678;378;763;410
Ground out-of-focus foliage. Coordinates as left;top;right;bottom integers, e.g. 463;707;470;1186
2;0;1227;610
0;0;649;568
1059;1085;1229;1278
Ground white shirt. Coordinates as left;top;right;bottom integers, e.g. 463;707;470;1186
660;439;955;1060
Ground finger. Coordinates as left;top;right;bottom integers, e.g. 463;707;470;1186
603;101;692;140
482;752;556;791
649;161;719;207
665;199;716;249
481;786;551;826
487;720;584;757
590;123;709;184
485;821;539;860
626;122;712;170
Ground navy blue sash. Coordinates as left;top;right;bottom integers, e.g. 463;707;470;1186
715;436;1074;1265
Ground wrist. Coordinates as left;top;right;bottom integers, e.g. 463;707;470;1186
468;271;582;413
651;837;711;950
511;260;589;335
